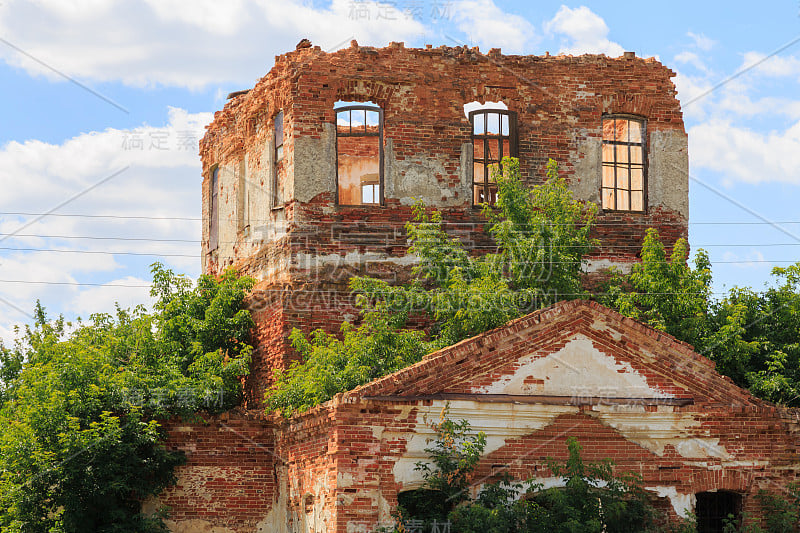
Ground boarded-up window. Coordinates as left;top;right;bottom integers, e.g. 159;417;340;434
209;166;219;251
470;109;517;205
602;116;645;212
336;104;383;206
272;110;285;207
696;491;741;533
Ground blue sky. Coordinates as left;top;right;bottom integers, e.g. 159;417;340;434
1;0;799;344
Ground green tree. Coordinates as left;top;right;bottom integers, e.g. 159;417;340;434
266;158;598;415
604;228;713;350
711;265;800;405
265;301;426;416
399;411;657;533
604;229;800;407
360;157;597;348
0;264;254;532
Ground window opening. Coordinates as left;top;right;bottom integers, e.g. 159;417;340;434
335;101;383;206
272;110;285;206
209;166;219;251
696;491;742;533
601;116;645;211
468;104;517;206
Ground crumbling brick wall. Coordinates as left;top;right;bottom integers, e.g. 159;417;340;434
199;43;690;397
153;411;277;532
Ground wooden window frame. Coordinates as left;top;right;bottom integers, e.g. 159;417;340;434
335;104;384;207
469;109;518;206
601;115;647;213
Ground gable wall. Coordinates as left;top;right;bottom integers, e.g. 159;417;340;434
152;303;800;532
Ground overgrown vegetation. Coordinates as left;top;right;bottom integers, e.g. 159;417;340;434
393;409;660;532
269;156;800;414
266;158;598;415
603;229;800;406
393;411;800;532
0;264;254;532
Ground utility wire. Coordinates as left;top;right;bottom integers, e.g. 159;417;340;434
4;211;800;226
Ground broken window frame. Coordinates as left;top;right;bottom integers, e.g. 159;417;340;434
209;165;219;252
272;110;285;208
469;109;518;206
335;104;384;207
601;115;647;213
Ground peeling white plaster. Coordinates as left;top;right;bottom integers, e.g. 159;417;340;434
293;251;419;270
585;258;634;274
391;400;578;488
646;486;695;517
473;335;673;399
589;408;730;460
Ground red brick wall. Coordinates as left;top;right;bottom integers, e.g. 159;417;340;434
156;411;276;531
199;44;690;398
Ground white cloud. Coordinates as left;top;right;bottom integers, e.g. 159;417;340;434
69;276;153;317
0;107;206;345
721;249;766;269
0;0;427;88
673;72;714;120
687;31;715;52
451;0;537;54
689;118;800;185
674;51;710;74
544;5;624;57
740;51;800;79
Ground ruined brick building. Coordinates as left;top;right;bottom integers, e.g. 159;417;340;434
151;43;800;532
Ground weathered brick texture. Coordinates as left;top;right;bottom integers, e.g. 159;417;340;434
150;44;798;533
201;43;689;398
158;301;800;532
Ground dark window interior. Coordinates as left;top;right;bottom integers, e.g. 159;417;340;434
275;110;284;161
470;109;517;206
696;491;742;533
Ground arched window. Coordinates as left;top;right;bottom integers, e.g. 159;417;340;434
469;107;518;206
335;102;383;206
601;115;646;212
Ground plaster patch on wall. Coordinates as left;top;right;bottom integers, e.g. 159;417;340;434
646;486;694;517
589;409;729;460
472;335;673;399
391;400;578;488
387;154;456;206
289;475;332;533
293;251;419;271
585;258;634;274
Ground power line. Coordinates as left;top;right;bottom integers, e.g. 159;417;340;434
0;211;201;221
0;279;732;296
4;230;800;249
0;233;197;243
4;210;800;226
0;244;799;256
0;247;195;258
0;280;151;288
